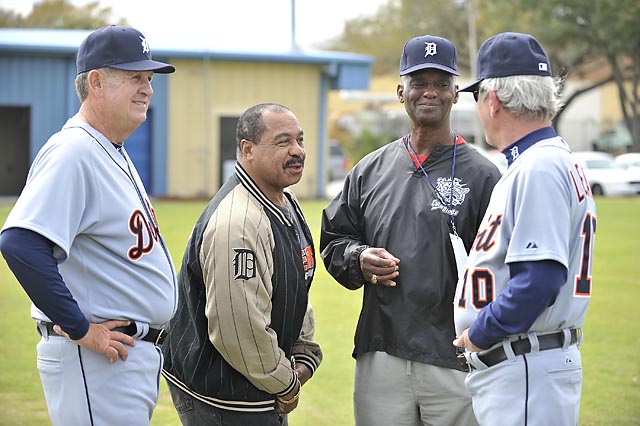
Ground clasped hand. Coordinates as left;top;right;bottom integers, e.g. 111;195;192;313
359;247;400;287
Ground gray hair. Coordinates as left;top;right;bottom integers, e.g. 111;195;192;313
236;103;290;151
478;75;564;121
74;67;117;102
74;72;89;102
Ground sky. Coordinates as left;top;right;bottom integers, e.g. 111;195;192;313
0;0;390;51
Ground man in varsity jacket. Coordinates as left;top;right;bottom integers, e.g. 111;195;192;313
162;103;322;426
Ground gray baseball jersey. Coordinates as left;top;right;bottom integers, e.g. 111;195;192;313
454;136;595;335
3;115;177;425
4;116;177;326
453;133;596;426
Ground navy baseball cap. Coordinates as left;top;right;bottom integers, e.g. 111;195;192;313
399;35;459;76
459;32;551;92
76;25;175;74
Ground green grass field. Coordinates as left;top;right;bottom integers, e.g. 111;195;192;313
0;197;638;426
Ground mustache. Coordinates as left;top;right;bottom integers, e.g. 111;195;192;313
284;157;304;168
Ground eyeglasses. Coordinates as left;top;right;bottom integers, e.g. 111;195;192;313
473;90;480;102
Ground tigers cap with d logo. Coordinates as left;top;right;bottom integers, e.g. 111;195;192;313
399;35;459;76
76;25;175;74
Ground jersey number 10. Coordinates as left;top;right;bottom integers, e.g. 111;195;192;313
457;212;596;310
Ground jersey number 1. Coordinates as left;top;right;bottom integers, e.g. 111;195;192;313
575;213;596;297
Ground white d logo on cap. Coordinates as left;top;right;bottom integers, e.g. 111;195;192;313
538;63;548;71
140;36;150;54
424;42;437;57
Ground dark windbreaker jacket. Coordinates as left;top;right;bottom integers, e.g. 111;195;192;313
321;137;501;370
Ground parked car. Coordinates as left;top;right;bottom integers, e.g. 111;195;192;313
592;122;632;151
328;141;349;181
615;152;640;169
615;152;640;193
572;151;636;197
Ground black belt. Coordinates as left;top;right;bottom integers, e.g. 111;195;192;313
41;322;167;346
460;329;579;370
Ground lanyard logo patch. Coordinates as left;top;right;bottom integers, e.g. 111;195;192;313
431;177;470;216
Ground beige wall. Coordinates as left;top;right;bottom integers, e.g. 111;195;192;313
600;82;623;129
167;59;322;199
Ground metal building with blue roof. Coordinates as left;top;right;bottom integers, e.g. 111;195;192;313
0;28;373;198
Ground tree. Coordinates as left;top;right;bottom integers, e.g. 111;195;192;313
478;0;640;151
322;0;468;75
0;8;23;27
336;107;409;164
0;0;126;29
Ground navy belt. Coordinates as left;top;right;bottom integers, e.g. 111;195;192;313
459;329;579;371
41;322;167;346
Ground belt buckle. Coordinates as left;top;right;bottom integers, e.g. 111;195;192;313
456;347;471;372
154;328;167;345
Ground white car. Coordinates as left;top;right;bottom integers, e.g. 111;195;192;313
616;152;640;169
615;153;640;193
468;143;508;175
572;151;636;197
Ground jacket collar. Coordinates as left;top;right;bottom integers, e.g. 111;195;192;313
235;163;292;227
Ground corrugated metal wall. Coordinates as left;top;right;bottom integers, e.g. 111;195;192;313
0;53;172;196
0;44;370;199
0;55;77;161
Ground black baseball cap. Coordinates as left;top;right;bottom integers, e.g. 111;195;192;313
76;25;175;74
459;32;551;93
399;35;459;76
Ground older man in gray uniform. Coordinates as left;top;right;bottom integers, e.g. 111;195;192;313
454;32;595;426
1;25;176;426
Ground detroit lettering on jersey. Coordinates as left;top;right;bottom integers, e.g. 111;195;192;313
473;214;502;252
127;197;161;261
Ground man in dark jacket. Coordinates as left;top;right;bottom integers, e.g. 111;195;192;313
162;103;322;426
320;35;501;426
